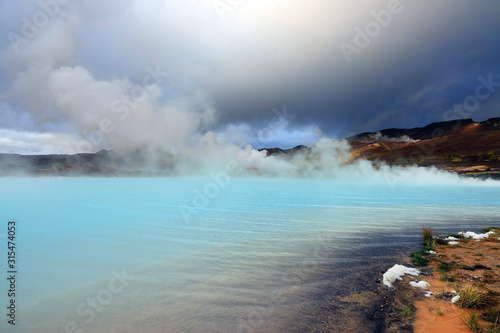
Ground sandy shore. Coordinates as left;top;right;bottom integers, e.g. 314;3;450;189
284;227;499;332
383;227;500;333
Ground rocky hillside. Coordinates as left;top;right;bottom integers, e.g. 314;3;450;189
347;118;500;178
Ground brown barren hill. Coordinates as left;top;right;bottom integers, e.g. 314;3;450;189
348;118;500;178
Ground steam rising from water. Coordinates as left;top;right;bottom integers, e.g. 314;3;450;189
0;5;496;185
3;44;491;184
0;128;498;187
114;135;496;187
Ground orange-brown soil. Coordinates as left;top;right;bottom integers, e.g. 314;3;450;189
414;232;500;333
414;276;469;333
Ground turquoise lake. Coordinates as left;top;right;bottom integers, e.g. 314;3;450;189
0;177;499;332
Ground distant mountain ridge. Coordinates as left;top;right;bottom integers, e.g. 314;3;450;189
348;117;500;141
0;117;499;178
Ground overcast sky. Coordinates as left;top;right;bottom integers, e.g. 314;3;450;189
0;0;499;154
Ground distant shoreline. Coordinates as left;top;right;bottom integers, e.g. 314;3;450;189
1;117;499;178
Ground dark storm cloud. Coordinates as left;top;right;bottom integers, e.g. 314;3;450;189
205;1;500;137
0;0;499;153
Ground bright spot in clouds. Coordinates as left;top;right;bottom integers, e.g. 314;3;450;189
0;0;499;153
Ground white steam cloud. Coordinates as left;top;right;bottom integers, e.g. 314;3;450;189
1;0;486;156
365;132;418;143
0;1;498;186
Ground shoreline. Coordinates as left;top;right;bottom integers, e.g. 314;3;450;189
285;224;500;333
382;227;500;333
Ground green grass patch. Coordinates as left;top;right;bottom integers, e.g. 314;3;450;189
483;227;500;233
435;238;448;245
410;249;429;266
485;324;500;333
400;300;415;318
461;310;481;333
438;261;456;272
482;307;500;323
436;306;444;315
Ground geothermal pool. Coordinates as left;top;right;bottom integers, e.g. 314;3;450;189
0;177;499;332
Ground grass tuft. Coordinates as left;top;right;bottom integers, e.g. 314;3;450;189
482;307;500;323
400;300;414;318
436;306;444;315
485;325;500;333
458;285;489;309
442;282;448;294
461;310;481;333
422;227;437;247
